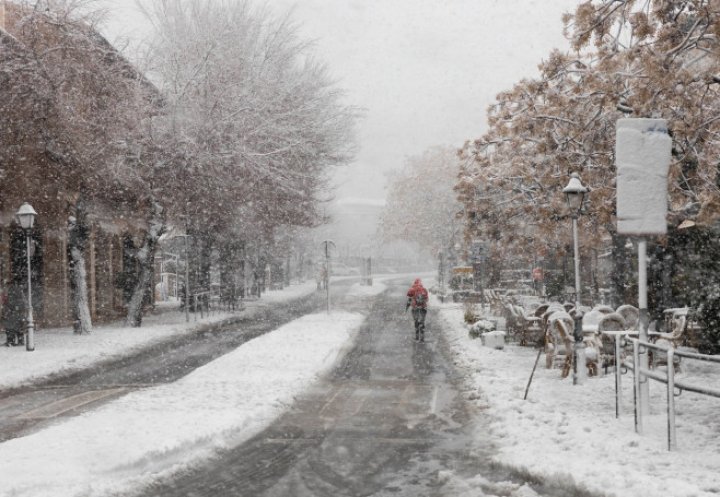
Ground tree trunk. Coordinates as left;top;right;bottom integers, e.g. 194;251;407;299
67;208;92;334
186;226;214;311
126;201;166;327
218;238;242;309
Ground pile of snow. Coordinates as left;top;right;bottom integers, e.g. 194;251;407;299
260;280;318;303
438;302;720;497
468;319;497;337
0;311;365;497
345;281;387;297
481;330;506;350
0;281;319;390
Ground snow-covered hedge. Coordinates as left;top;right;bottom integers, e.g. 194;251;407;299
468;319;496;339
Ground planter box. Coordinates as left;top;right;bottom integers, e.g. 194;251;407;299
481;330;506;350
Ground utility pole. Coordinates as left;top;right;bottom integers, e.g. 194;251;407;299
321;240;335;313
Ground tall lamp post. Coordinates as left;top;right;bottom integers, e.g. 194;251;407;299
16;202;37;352
563;172;589;385
321;240;336;313
176;234;191;323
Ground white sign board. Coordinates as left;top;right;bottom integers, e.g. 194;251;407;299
615;118;671;235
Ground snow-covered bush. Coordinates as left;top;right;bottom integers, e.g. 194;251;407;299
464;304;480;325
468;319;496;339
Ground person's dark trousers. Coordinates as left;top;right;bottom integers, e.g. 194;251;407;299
412;308;427;341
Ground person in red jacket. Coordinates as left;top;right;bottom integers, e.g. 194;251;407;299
406;278;429;342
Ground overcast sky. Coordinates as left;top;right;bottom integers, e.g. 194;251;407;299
99;0;579;202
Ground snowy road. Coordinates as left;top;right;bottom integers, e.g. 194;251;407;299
134;282;564;497
0;287;338;443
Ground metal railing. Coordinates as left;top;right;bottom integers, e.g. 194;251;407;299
191;291;212;321
600;330;636;419
618;337;720;451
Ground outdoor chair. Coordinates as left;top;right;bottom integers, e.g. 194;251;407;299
534;303;550;319
578;308;622;376
596;312;629;371
650;309;689;347
616;304;639;331
503;303;542;346
544;309;574;376
648;308;694;370
593;304;615;314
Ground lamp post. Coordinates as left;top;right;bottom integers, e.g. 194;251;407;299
16;202;37;352
178;234;191;323
321;240;335;313
563;172;589;385
172;231;191;323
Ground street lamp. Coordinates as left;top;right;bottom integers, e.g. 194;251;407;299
321;240;336;313
16;202;37;352
173;234;191;323
562;172;588;385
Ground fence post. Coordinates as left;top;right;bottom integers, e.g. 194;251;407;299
615;334;622;418
667;348;676;451
633;340;643;434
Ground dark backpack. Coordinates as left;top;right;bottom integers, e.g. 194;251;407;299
414;291;426;307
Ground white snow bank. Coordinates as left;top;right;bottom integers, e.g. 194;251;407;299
439;303;720;497
259;280;318;302
346;281;387;297
0;310;364;497
0;281;318;390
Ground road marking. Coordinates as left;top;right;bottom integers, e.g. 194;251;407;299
348;392;367;416
264;437;431;445
430;386;439;415
319;386;345;415
15;388;127;420
22;383;154;391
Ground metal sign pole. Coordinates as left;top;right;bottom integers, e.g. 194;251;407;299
637;238;650;414
185;235;190;323
325;242;330;313
615;117;671;414
322;240;335;313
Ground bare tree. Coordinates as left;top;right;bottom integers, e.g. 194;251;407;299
140;0;357;306
381;146;463;258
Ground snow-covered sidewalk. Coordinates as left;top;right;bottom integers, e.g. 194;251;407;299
0;280;319;390
0;281;388;497
438;300;720;497
0;310;365;497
